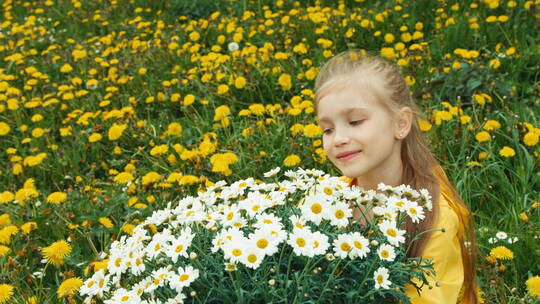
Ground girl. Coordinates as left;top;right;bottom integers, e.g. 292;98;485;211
314;50;478;304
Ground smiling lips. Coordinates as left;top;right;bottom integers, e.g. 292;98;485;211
336;151;360;161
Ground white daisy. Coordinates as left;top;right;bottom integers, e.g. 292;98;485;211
373;267;392;289
221;205;243;227
254;213;283;230
104;288;140;304
310;231;330;256
79;269;110;298
377;244;396;262
328;201;352;228
151;266;173;289
169;266;199;291
507;236;519;244
263;167;281;177
349;232;370;259
300;193;331;225
387;196;408;212
241;245;265;269
404;200;425;223
248;227;280;256
287;227;316;257
129;252;146;276
145;229;173;259
222;235;249;263
333;233;354;259
496;231;508;240
378;220;406;246
289;215;307;230
166;237;191;263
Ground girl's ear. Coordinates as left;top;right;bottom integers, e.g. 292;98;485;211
394;106;413;139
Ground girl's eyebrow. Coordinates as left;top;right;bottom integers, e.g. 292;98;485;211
318;107;369;123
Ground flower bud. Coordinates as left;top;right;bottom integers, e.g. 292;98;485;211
189;252;198;260
268;279;276;286
190;291;197;296
370;240;379;247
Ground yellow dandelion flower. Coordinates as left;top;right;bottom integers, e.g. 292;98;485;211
0;225;18;244
60;64;73;73
303;124;323;138
46;192;67;204
21;222;38;234
0;214;9;226
0;284;14;304
114;172;134;184
72;49;87;60
57;277;83;298
490;246;514;260
526;276;540;298
234;76;246;89
380;47;396;60
0;122;10;136
489;58;501;69
305;67;318;80
183;94;195;106
417;119;432;131
108;123;127;140
142;172;161;185
523;132;539;146
284;154;301;167
166;122;182;136
0;245;10;257
499;146;516;158
150;145;168;156
41;240;72;266
248;104;265;116
278;73;292;91
88;133;102;143
217;84;229;95
214;105;231;121
99;217;113;228
483;120;501;131
475;131;491;143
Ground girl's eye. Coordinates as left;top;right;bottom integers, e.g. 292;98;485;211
323;128;333;134
350;120;364;126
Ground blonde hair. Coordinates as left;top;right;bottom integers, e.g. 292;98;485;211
315;50;478;303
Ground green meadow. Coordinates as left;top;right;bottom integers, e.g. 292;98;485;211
0;0;538;302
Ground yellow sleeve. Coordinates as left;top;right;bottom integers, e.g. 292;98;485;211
405;203;464;304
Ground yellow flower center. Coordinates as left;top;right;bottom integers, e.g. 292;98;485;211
340;242;351;252
232;249;242;257
175;245;184;253
179;274;189;282
311;203;322;214
256;239;268;249
387;229;397;237
335;210;345;219
247;254;257;263
296;238;306;247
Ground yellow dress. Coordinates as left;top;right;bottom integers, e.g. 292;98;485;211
403;193;464;304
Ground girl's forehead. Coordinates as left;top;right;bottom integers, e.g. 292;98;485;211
317;83;383;112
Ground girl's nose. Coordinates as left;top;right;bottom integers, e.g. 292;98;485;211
333;128;350;146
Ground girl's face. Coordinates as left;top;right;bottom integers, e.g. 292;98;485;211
317;84;405;188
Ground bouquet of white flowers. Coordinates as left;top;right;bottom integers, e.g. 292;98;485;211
79;168;435;304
